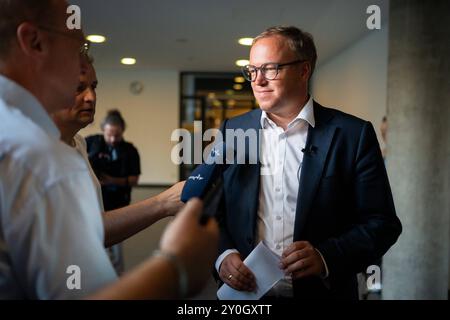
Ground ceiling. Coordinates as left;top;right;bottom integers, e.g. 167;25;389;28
72;0;388;71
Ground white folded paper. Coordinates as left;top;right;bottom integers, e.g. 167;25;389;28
217;241;284;300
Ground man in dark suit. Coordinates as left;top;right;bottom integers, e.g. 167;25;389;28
215;26;402;299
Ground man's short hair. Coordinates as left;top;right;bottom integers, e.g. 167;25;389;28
0;0;57;58
253;26;318;79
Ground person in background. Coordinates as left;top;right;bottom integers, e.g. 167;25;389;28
85;110;140;274
87;110;141;211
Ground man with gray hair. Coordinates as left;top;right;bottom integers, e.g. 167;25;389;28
0;0;217;299
216;26;401;299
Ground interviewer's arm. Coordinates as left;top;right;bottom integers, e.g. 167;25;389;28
102;181;185;247
90;199;219;299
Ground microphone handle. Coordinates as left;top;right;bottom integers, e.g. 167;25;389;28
199;178;224;225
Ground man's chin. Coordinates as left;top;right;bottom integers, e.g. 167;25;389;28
77;116;94;127
259;104;276;113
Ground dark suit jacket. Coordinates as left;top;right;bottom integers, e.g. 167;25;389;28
217;101;402;300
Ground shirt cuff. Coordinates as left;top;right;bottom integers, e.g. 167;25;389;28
315;249;329;279
215;249;239;273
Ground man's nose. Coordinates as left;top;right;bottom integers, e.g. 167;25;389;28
84;89;95;103
254;70;267;86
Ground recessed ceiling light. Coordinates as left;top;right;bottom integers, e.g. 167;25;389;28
233;84;243;90
234;76;245;83
235;59;249;67
86;35;106;43
121;58;136;65
238;38;254;46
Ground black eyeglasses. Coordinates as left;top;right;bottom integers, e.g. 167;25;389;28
242;59;306;82
38;25;90;56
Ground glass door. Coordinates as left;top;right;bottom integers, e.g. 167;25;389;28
179;72;256;180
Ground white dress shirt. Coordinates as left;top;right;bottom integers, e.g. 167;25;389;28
216;97;328;297
257;97;315;257
0;75;117;299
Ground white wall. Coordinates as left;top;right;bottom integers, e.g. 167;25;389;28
80;68;179;185
312;26;389;142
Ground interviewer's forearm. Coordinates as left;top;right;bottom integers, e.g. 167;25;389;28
88;255;178;299
102;195;168;247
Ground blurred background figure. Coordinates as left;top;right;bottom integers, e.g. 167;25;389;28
86;111;141;275
87;110;141;210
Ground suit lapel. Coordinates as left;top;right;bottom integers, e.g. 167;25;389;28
294;103;336;240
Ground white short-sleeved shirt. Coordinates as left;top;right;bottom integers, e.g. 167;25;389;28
0;75;117;299
73;134;104;212
73;134;123;274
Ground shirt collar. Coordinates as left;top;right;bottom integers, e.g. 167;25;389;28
260;95;315;129
0;74;60;139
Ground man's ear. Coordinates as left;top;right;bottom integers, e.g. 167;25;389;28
16;22;46;58
300;62;312;82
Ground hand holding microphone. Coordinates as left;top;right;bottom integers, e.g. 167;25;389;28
180;142;231;225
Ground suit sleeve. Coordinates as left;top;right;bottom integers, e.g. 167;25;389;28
212;120;240;282
315;121;402;276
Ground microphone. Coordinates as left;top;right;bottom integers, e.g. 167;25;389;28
301;145;317;155
181;142;231;202
181;142;232;225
